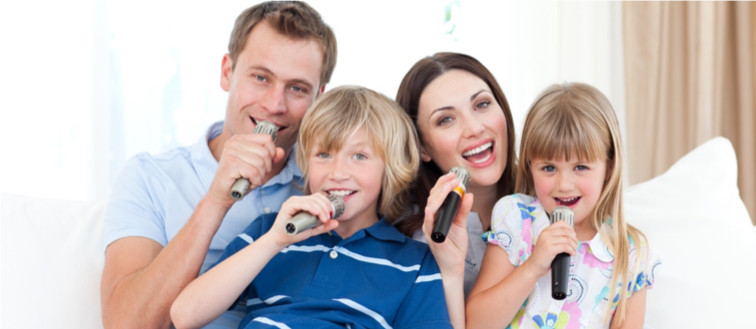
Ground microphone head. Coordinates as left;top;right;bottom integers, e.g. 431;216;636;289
550;206;574;228
449;167;471;192
327;194;346;219
253;120;279;142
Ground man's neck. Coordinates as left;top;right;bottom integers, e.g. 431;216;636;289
208;128;290;183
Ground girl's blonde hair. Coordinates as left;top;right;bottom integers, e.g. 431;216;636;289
296;85;420;221
516;82;645;325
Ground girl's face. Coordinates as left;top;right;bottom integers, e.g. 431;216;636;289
416;69;508;190
307;128;384;232
530;155;610;226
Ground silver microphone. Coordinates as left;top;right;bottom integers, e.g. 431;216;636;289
285;195;346;236
550;206;574;300
229;121;279;201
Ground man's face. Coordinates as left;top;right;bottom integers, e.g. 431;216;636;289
221;20;324;154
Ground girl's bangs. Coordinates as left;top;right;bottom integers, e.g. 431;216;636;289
527;103;609;163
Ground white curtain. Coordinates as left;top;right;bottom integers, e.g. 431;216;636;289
0;0;623;202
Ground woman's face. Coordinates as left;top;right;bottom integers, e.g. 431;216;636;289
416;69;508;190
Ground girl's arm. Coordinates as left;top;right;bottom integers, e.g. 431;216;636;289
170;194;339;329
421;173;474;329
466;221;577;329
609;287;647;329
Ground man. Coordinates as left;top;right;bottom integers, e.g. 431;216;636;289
100;2;337;328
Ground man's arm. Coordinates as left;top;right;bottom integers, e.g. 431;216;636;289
101;197;228;329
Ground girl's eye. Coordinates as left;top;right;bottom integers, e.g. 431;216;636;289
436;116;453;126
575;165;588;171
353;153;367;160
476;101;491;109
542;165;556;172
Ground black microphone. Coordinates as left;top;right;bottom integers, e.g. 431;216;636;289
285;194;346;235
229;121;279;201
550;206;574;300
431;167;471;243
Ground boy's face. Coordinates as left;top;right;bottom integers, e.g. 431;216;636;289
530;155;609;227
307;128;384;234
221;20;324;154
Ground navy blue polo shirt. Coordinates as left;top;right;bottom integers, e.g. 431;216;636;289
213;213;452;329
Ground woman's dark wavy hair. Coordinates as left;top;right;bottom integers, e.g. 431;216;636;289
393;52;517;236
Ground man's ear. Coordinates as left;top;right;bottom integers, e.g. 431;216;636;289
319;84;326;95
220;54;233;92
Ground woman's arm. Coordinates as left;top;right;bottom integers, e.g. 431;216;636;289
421;173;473;329
609;287;647;329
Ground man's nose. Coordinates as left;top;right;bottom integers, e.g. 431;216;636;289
261;84;287;114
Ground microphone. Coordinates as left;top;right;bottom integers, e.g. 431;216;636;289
430;167;471;243
550;206;574;300
285;194;346;236
229;121;279;201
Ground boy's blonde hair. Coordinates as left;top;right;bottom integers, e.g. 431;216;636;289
296;85;420;220
517;82;645;325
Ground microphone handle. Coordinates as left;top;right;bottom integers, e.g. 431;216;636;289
431;191;462;243
285;212;320;236
551;252;570;300
230;178;250;201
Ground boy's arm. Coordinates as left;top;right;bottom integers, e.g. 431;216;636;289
171;194;339;329
170;232;283;329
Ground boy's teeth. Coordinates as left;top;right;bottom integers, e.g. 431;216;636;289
463;142;492;157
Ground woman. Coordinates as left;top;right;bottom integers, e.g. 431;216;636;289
394;52;517;327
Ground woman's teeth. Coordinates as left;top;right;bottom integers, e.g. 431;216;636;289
462;142;492;157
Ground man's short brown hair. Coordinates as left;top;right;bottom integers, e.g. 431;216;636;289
228;1;337;86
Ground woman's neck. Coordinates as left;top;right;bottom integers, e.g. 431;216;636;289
468;183;499;230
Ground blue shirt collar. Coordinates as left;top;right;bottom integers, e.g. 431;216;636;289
191;121;303;191
365;218;407;243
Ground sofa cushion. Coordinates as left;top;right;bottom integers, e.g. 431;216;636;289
1;193;106;329
626;137;756;328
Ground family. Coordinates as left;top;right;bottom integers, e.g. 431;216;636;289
100;2;661;329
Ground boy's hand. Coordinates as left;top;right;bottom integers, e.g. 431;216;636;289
266;194;339;249
526;221;578;277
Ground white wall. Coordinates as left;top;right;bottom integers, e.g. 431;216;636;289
0;0;624;201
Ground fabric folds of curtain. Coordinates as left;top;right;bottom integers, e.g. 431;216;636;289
623;1;756;223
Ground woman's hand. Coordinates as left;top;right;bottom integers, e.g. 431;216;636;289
265;194;340;249
525;220;578;277
422;172;474;278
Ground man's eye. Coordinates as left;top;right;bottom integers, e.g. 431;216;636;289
255;75;267;82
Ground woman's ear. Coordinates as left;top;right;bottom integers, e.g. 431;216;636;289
420;145;432;162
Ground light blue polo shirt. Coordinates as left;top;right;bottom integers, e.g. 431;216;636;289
103;121;303;328
215;213;453;329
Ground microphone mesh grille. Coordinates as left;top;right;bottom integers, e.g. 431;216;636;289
550;206;574;228
328;194;346;219
253;120;279;142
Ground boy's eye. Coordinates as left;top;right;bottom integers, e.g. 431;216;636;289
316;152;330;159
353;153;367;160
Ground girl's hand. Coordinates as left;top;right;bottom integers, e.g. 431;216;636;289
526;221;578;277
422;172;474;278
266;194;339;249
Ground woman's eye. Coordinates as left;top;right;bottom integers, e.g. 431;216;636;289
476;101;491;109
436;116;453;126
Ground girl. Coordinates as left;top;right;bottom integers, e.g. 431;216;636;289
467;83;661;329
171;86;453;329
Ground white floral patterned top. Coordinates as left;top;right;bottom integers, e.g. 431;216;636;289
484;194;661;329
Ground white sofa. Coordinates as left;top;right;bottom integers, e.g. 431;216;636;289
2;137;755;329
